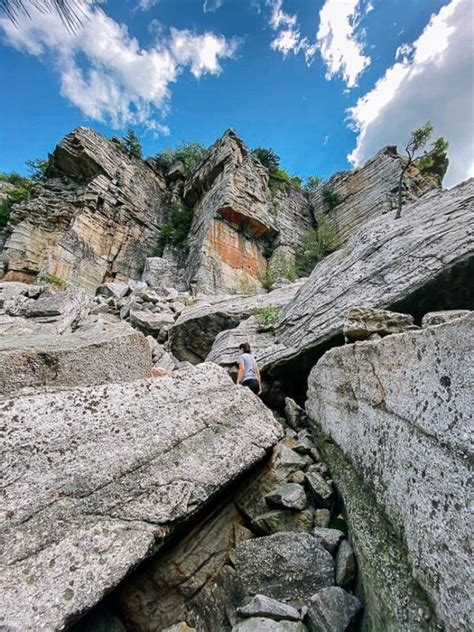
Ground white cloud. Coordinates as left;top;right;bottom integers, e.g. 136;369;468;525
316;0;371;88
266;0;317;64
0;1;238;131
136;0;159;12
203;0;223;12
347;0;474;188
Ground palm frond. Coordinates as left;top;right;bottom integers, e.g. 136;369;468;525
0;0;88;32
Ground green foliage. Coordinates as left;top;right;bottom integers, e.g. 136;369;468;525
254;306;281;327
260;252;297;289
240;277;257;295
0;185;31;227
417;136;449;173
155;142;207;176
409;121;434;154
304;175;323;191
157;204;193;254
269;167;302;191
251;147;280;171
322;187;343;209
295;216;342;276
122;128;143;159
0;171;30;187
38;273;66;288
26;157;50;180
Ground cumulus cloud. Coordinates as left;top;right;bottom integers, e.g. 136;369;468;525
316;0;371;87
266;0;317;64
347;0;474;187
0;1;238;131
203;0;223;12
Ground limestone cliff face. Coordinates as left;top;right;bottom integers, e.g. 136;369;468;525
183;130;314;294
1;128;443;296
3;128;169;292
311;146;441;242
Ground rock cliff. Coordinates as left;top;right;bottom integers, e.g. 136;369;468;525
0;123;472;632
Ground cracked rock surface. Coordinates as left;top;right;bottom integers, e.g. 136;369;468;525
0;363;282;632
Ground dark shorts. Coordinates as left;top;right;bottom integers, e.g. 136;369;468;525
242;378;260;394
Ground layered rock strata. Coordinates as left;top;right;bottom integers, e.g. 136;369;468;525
2;127;168;291
0;363;282;632
306;312;473;631
261;179;474;382
310;146;441;242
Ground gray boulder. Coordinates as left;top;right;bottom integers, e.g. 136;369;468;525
421;309;471;327
306;313;473;630
251;510;314;535
0;363;282;632
312;528;345;555
0;325;152;398
304;470;333;507
232;619;307;632
234;532;334;605
130;309;175;335
237;595;301;621
265;483;307;511
306;587;362;632
343;306;417;342
261;179;474;376
169;282;303;363
335;540;357;588
96;281;130;299
284;398;309;430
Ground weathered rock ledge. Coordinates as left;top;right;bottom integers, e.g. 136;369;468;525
306;313;473;631
0;363;282;632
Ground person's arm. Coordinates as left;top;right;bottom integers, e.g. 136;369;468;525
256;366;263;395
237;361;245;385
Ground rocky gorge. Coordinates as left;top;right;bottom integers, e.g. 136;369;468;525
0;127;472;632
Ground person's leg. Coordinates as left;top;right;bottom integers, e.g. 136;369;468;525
242;379;259;394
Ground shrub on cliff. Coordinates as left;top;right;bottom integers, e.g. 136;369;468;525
156;204;193;254
322;187;343;210
251;147;280;171
304;175;323;191
0;184;31;227
296;216;342;275
155;142;207;176
122;128;143;159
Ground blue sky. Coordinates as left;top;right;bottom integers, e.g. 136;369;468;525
0;0;472;186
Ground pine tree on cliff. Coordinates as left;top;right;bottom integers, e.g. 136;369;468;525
396;122;448;219
123;128;143;160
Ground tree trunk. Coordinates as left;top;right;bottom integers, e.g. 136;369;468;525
395;162;410;219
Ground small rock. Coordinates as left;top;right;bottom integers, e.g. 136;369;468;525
265;484;307;511
277;447;310;475
165;287;179;300
291;471;305;485
95;281;129;299
312;528;345;555
304;471;333;507
335;540;357;588
306;586;362;632
251;510;314;535
284;398;308;430
237;594;301;621
313;509;331;528
421;310;470;327
160;623;197;632
232;619;307;632
128;279;148;293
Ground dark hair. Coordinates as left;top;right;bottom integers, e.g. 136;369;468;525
239;342;251;354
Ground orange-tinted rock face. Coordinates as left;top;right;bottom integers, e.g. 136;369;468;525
207;219;267;280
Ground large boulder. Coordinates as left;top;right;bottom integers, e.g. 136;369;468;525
261;179;474;383
306;313;473;631
0;325;152;397
0;363;282;632
233;532;334;606
169;282;303;363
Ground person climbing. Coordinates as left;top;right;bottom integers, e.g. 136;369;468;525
236;342;262;395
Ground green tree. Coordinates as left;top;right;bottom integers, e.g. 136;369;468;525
295;216;342;276
155;142;207;176
122;128;143;159
322;187;342;209
396;122;447;219
251;147;280;171
0;185;31;227
304;175;323;191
